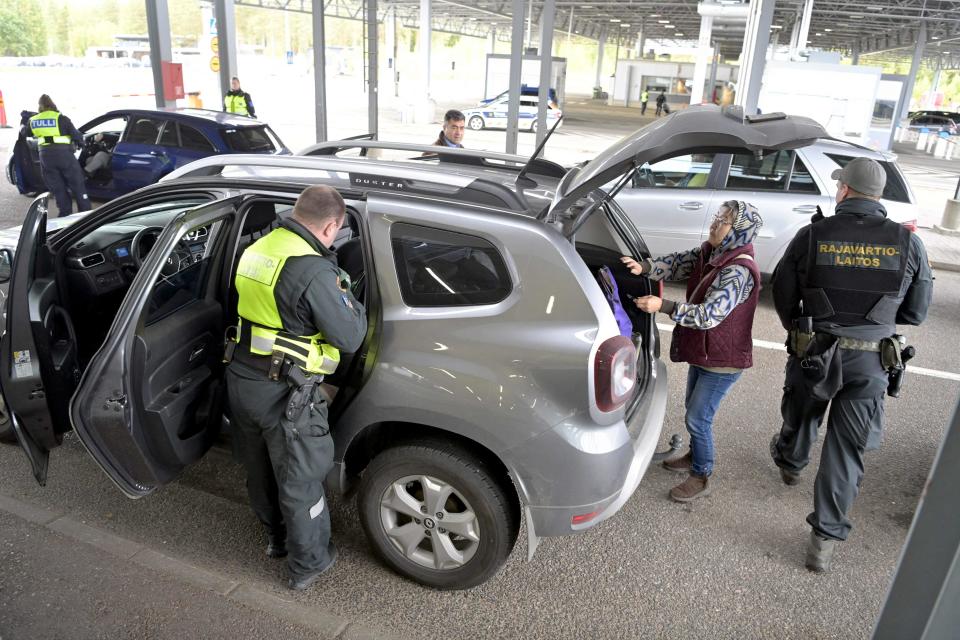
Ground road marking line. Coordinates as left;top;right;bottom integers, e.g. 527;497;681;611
656;323;960;382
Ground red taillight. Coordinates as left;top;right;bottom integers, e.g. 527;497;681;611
571;509;601;525
594;335;637;412
902;219;917;233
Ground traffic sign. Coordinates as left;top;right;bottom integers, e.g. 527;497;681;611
210;56;220;72
211;36;219;54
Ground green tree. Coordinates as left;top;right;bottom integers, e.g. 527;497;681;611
0;0;47;55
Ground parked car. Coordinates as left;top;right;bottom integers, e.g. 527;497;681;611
613;139;920;275
481;85;560;109
0;105;829;589
463;93;562;133
907;114;958;136
6;108;290;202
908;110;960;126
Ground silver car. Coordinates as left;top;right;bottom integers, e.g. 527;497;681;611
0;106;828;589
614;138;920;275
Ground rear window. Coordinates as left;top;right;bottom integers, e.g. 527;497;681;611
825;153;911;203
222;126;276;152
391;223;512;307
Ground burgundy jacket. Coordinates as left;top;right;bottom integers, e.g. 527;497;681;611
670;242;761;369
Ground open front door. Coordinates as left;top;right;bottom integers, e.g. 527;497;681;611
0;194;82;485
69;196;247;498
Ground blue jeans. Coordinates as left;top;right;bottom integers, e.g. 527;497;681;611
684;366;742;477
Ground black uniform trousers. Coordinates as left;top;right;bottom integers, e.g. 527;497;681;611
38;145;91;216
772;348;888;541
226;361;336;579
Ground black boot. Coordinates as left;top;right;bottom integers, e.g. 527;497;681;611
266;532;287;558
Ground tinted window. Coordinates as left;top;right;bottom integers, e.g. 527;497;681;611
726;150;793;191
126;117;163;144
146;219;222;324
825;153;911;203
222;126;276;152
157;121;178;147
179;124;215;152
391;223;511;307
788;155;820;194
634;153;715;189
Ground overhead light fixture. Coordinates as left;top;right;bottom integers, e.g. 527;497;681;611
770;24;783;29
664;24;675;29
932;36;940;40
622;24;631;28
676;32;684;36
824;28;832;32
866;5;882;9
815;32;823;36
610;18;621;22
649;14;660;17
658;20;671;24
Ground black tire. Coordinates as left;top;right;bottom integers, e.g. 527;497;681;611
358;441;518;590
0;397;14;444
468;115;485;131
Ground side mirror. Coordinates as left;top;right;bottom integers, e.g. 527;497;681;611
0;248;12;284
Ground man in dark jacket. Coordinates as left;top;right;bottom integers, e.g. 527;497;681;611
432;109;466;147
622;200;763;502
769;156;932;573
226;185;366;591
224;76;256;118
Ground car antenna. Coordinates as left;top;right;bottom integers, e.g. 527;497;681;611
515;114;564;188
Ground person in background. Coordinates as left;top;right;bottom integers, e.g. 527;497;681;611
28;94;91;217
224;77;257;118
621;201;763;503
432;109;466;148
655;90;667;116
640;89;650;115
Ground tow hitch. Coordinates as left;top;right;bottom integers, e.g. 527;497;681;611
652;433;683;461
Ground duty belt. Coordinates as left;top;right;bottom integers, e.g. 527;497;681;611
836;337;881;352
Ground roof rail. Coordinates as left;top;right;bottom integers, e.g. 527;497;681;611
160;154;531;211
298;140;567;179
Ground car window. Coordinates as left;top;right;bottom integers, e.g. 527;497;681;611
391;223;512;307
825;153;911;203
126;117;163;145
788;155;820;194
85;116;127;137
157;121;179;147
116;197;213;224
633;153;716;189
146;218;225;324
179;124;215;152
222;126;276;152
725;150;793;191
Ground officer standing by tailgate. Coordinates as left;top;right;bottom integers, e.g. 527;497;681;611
28;94;91;216
769;157;932;573
226;185;366;590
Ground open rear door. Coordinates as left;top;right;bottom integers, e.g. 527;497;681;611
68;196;246;498
0;194;82;485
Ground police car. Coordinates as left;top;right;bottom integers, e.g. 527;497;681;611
462;92;563;133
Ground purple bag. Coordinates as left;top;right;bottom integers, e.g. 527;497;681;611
597;266;633;337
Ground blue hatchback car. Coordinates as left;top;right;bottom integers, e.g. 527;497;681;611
7;108;290;201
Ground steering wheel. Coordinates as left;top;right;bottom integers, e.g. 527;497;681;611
130;226;193;277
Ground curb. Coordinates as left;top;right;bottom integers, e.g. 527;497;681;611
0;492;407;640
930;260;960;274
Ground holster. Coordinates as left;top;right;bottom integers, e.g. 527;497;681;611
798;333;843;401
283;361;321;422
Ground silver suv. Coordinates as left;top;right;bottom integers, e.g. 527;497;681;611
0;106;828;589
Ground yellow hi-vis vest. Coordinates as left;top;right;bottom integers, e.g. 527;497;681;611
224;94;249;115
29;110;72;146
235;227;340;375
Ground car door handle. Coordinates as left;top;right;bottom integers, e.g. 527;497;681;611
792;205;818;213
679;201;703;211
189;344;206;362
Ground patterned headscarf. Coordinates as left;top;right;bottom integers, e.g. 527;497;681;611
715;200;762;255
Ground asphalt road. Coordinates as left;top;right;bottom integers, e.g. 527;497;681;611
0;103;958;639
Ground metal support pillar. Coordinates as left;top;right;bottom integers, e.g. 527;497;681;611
797;0;814;52
312;0;328;141
214;0;238;104
366;0;378;138
900;22;926;122
535;0;555;147
873;397;960;639
690;14;714;105
420;0;431;100
595;28;606;90
145;0;175;108
637;20;645;59
852;43;860;65
385;4;397;98
735;0;775;115
506;0;525;154
489;27;497;54
707;43;720;104
525;0;533;51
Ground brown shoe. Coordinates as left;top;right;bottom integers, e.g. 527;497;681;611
662;451;692;473
669;473;711;503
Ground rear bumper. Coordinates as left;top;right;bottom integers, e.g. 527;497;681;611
517;358;669;538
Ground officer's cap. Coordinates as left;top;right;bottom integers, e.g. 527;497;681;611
830;157;886;197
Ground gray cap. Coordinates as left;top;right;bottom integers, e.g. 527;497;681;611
830;156;886;197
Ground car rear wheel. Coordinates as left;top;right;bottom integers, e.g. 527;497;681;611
468;116;485;131
358;440;518;590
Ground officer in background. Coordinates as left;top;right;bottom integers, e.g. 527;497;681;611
769;156;932;573
223;76;256;118
640;89;650;116
226;185;366;590
28;94;91;216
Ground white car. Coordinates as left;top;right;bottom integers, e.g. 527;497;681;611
463;94;563;133
613;138;919;275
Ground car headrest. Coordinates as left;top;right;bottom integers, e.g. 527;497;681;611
336;237;364;279
242;203;279;235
